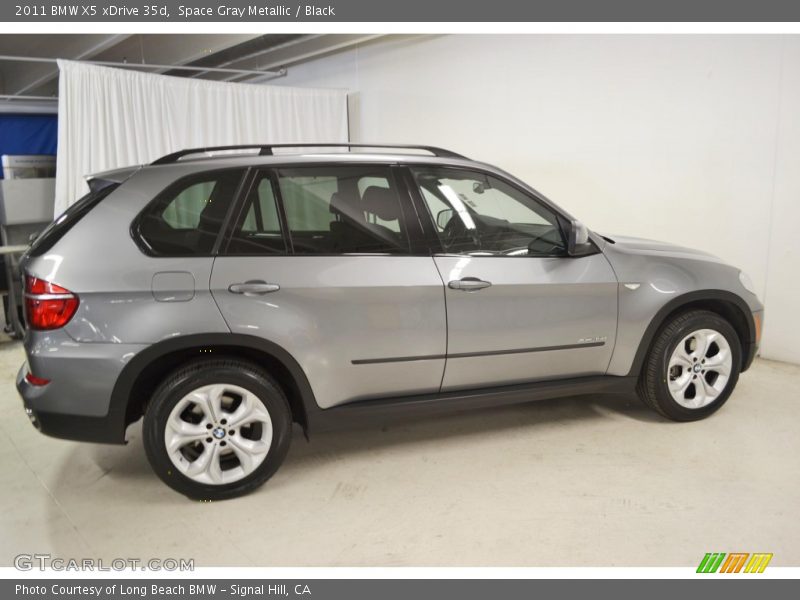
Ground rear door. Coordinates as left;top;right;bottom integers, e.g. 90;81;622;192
408;165;618;391
210;164;447;409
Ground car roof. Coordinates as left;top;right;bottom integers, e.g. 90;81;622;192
155;151;477;168
90;150;484;181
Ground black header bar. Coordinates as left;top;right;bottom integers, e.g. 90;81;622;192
4;0;800;23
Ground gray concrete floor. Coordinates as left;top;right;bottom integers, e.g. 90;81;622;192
1;339;798;567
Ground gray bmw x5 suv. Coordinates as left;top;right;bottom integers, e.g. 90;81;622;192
17;144;763;499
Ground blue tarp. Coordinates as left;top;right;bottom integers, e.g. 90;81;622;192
0;114;58;178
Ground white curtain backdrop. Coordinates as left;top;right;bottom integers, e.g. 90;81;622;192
54;59;349;215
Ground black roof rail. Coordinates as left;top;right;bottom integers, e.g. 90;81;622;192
151;143;467;165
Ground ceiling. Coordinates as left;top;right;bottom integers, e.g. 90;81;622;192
0;33;380;102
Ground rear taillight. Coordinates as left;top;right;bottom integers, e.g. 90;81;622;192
25;372;50;386
24;275;79;330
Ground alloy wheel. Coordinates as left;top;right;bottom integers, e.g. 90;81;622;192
667;328;733;409
164;383;273;485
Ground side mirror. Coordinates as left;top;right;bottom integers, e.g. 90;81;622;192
436;208;454;230
567;220;593;256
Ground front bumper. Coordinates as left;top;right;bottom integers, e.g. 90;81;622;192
741;309;763;372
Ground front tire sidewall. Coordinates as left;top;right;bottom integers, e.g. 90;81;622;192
144;363;292;500
653;313;741;421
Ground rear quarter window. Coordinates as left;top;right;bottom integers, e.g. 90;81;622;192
133;170;244;256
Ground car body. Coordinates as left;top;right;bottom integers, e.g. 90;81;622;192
16;144;764;498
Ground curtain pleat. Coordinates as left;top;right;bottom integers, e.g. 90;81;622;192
54;59;349;216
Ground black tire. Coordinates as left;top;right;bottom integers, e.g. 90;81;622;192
637;309;741;421
143;358;293;500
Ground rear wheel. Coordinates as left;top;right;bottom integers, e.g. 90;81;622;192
637;310;741;421
143;359;292;500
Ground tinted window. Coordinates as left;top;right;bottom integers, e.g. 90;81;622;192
226;175;286;255
280;173;337;233
162;181;215;229
276;166;411;254
28;182;118;257
412;167;566;257
137;171;243;256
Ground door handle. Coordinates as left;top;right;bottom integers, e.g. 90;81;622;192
448;277;492;292
228;280;280;296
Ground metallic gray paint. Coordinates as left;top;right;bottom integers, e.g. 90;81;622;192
433;253;618;390
16;150;764;441
19;328;145;417
209;255;447;409
28;177;231;344
600;235;762;376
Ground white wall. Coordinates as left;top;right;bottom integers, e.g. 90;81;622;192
277;35;800;365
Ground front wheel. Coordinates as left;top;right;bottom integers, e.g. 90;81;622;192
143;359;293;500
637;310;741;421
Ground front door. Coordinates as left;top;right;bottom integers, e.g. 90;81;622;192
408;165;618;391
210;164;446;409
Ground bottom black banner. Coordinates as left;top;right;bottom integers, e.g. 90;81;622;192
4;579;799;600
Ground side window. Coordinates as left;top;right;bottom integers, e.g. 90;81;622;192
161;181;215;229
226;175;287;255
411;167;567;257
281;174;338;232
137;170;243;256
276;166;411;255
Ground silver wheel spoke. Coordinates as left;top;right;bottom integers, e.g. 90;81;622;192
192;385;224;422
227;392;271;428
166;417;207;453
671;344;693;368
691;331;710;360
704;353;731;376
697;376;719;402
692;384;707;408
186;443;223;484
228;436;270;472
668;373;692;396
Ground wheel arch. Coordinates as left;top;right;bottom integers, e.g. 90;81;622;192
627;290;757;378
109;334;320;441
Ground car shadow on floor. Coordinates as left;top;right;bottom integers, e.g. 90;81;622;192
36;390;669;559
79;390;664;485
280;391;664;472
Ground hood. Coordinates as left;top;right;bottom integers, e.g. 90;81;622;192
600;233;724;263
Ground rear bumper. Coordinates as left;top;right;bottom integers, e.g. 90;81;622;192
17;364;128;444
16;330;148;444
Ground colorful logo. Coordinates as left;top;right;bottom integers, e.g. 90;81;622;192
697;552;773;573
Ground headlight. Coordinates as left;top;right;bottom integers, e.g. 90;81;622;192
739;271;757;295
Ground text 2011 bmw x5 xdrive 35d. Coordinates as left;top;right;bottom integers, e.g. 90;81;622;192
17;144;763;499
